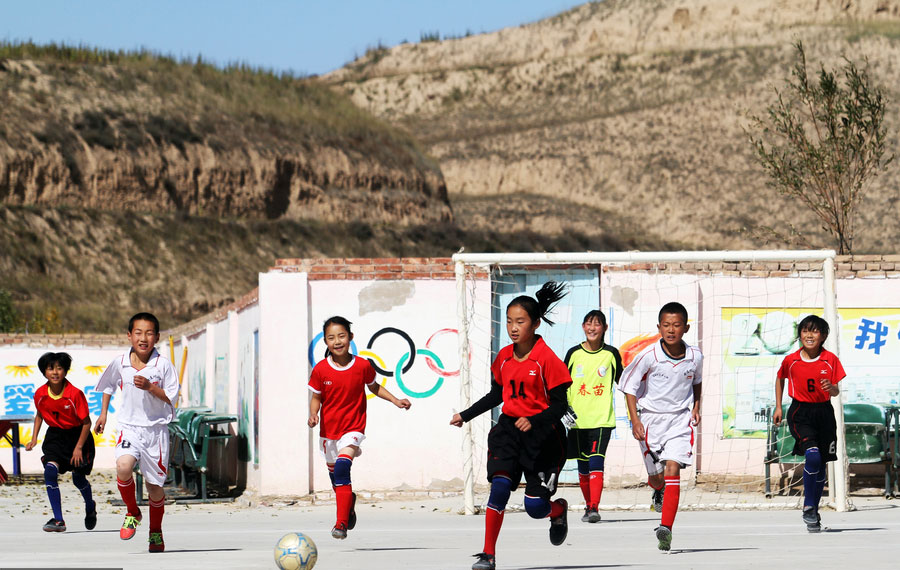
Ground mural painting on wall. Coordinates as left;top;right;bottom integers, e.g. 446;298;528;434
1;349;123;449
307;327;461;399
721;307;900;438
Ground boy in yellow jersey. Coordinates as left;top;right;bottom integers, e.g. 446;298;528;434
564;310;622;523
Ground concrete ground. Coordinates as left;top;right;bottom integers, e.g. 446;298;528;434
2;472;898;570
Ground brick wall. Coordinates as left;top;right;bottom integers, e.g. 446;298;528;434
272;257;476;280
603;255;900;279
0;333;125;348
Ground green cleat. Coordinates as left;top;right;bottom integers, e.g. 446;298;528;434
656;525;672;551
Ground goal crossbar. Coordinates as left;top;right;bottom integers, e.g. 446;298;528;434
453;250;848;514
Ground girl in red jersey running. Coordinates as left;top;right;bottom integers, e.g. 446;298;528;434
308;316;411;540
450;282;572;570
773;314;844;533
25;352;97;533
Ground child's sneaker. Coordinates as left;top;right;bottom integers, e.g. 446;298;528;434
471;552;496;570
651;488;664;512
549;498;568;546
348;491;358;530
148;531;165;552
120;513;142;540
802;508;821;533
84;501;97;530
42;518;66;532
586;509;602;523
656;525;673;551
331;522;348;540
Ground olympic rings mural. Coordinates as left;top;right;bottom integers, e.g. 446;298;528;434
307;328;460;399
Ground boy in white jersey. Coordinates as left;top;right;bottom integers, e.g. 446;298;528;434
94;312;179;553
618;302;702;552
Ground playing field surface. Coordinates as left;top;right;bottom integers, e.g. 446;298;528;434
2;474;898;569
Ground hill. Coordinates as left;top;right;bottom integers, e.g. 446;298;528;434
327;0;900;252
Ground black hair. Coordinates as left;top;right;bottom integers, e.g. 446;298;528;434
323;316;353;335
38;352;73;375
797;314;829;340
658;302;688;323
582;309;608;326
128;312;160;334
508;281;568;326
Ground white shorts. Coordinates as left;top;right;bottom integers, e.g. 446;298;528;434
639;409;694;475
116;424;170;487
319;432;365;464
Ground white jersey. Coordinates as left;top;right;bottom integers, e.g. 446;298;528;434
95;348;180;427
618;340;702;414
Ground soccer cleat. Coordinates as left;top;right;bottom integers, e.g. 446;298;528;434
148;531;165;552
85;501;97;531
120;513;142;540
802;508;821;533
581;506;591;523
471;552;496;570
42;518;66;532
587;509;602;523
331;522;348;540
656;525;673;551
549;498;568;546
348;491;358;530
651;488;664;512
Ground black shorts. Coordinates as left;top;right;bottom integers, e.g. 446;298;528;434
566;427;613;461
486;414;567;501
787;400;837;463
41;426;95;475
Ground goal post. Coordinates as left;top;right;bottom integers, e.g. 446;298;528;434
453;250;848;514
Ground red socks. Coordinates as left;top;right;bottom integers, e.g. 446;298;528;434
483;508;504;555
335;485;353;527
149;496;165;532
578;473;591;507
661;475;680;528
117;477;141;517
589;471;604;510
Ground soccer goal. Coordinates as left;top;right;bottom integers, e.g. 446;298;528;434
453;250;849;515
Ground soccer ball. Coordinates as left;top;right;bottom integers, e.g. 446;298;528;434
274;532;318;570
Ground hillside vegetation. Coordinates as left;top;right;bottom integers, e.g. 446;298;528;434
328;0;900;252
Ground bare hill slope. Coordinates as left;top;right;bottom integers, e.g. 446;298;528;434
328;0;900;252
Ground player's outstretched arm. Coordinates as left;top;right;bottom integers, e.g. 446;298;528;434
624;393;644;440
25;414;43;451
308;392;322;428
367;382;411;409
93;393;112;434
691;383;702;426
772;377;785;425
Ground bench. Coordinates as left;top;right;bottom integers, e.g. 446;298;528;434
764;402;897;498
169;407;237;501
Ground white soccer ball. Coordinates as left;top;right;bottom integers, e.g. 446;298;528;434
274;532;318;570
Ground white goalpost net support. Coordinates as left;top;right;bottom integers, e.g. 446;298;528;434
454;250;848;515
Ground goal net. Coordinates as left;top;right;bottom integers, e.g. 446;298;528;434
453;251;847;515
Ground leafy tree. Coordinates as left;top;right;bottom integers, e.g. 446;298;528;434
748;41;892;254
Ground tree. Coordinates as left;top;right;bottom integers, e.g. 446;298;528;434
748;41;892;254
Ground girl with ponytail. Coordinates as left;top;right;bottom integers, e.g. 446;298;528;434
451;281;573;570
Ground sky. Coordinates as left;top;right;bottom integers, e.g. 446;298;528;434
2;1;587;76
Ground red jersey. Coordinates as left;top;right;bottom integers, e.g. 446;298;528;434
308;356;376;439
491;336;572;418
34;380;90;429
778;348;846;403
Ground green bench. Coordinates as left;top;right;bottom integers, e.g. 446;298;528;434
764;402;897;498
168;406;238;501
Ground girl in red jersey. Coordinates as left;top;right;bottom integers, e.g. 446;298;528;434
308;316;412;540
773;315;845;533
25;352;97;533
450;281;572;570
